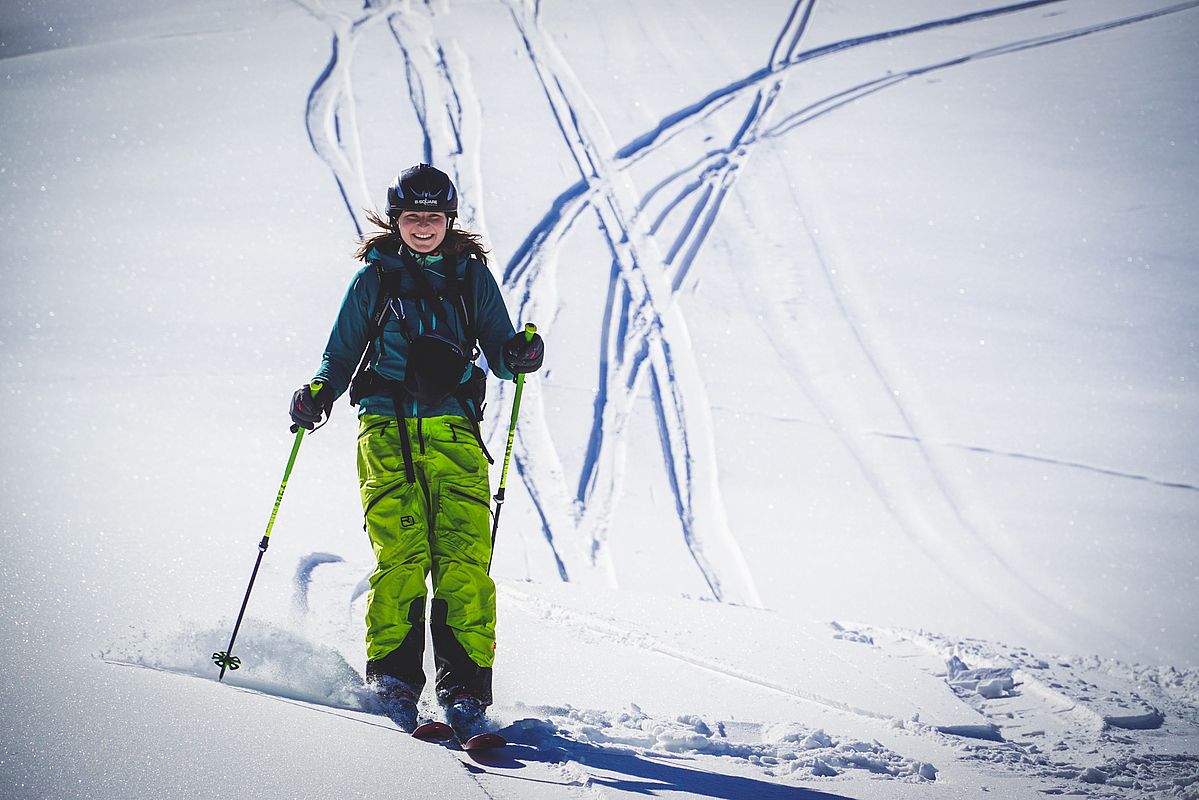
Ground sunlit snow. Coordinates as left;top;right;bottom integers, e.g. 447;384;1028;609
3;1;1197;798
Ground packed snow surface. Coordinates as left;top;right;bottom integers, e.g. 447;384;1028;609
2;0;1197;798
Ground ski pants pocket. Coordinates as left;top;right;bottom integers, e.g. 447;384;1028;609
357;415;403;490
426;418;488;475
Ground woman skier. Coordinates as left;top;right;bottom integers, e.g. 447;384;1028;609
288;163;544;736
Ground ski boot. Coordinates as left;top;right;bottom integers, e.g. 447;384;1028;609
371;675;420;733
445;693;505;750
445;693;485;739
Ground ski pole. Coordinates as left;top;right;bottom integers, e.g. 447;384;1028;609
489;324;535;569
212;382;322;680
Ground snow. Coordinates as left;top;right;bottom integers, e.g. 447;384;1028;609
2;0;1198;798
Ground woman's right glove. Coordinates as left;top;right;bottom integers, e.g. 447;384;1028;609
289;382;330;431
502;330;545;374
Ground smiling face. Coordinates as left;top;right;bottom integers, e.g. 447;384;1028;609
395;211;448;253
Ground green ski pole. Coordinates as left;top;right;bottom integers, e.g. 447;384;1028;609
489;324;536;570
213;382;322;680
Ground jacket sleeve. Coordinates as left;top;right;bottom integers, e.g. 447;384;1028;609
470;261;517;381
312;267;374;402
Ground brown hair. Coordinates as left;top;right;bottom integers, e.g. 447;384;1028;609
354;209;489;265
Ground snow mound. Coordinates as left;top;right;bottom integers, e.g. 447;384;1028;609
503;703;937;783
829;621;875;646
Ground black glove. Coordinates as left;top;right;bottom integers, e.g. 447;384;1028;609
289;383;330;431
502;331;544;374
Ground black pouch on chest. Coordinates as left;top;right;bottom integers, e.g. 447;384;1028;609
404;331;469;405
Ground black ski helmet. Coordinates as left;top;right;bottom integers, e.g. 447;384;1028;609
386;164;458;219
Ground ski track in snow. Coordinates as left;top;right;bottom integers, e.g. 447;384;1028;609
734;0;1199;655
848;623;1199;797
762;0;1199;140
289;561;905;732
873;432;1199;493
708;405;1198;493
615;0;1067;163
601;0;1199;653
500;584;903;728
291;0;1199;641
505;0;1199;625
292;0;406;236
386;4;490;235
502;0;765;607
780;162;1092;649
293;551;345;615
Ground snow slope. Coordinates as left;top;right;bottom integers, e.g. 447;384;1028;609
2;0;1197;798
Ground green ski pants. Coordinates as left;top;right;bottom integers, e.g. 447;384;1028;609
357;414;496;699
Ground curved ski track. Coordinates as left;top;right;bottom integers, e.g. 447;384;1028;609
502;0;763;606
386;7;489;234
293;0;408;236
500;585;904;728
498;0;1197;647
294;0;1197;627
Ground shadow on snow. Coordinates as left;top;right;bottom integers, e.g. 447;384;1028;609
476;725;855;800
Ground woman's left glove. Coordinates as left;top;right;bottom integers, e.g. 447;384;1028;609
502;331;545;374
289;382;331;431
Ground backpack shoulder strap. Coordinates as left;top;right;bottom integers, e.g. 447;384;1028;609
347;262;397;405
458;257;480;352
366;262;393;338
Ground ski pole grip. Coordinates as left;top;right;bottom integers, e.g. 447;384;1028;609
289;381;325;434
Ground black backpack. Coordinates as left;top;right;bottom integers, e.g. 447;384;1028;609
348;252;494;478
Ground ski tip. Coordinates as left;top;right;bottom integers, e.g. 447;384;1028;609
462;732;507;751
412;721;455;741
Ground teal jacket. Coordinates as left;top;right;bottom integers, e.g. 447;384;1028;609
313;246;517;419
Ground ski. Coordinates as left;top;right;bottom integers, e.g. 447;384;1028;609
461;731;506;751
412;720;454;741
